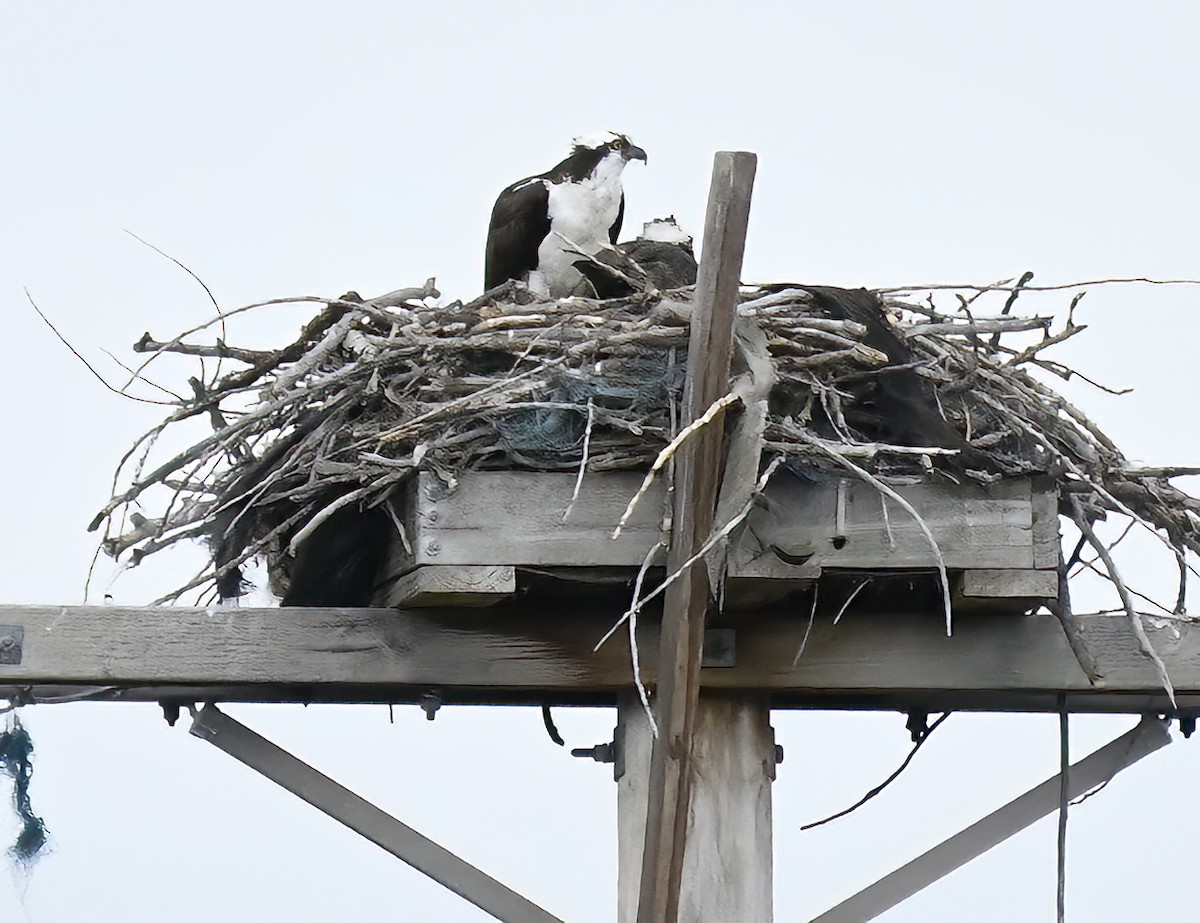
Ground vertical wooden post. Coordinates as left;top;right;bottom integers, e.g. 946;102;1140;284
636;151;757;923
620;695;775;923
618;694;655;923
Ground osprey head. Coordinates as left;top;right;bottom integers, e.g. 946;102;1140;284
571;131;648;165
639;216;692;248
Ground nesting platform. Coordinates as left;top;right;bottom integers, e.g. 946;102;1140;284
375;471;1059;616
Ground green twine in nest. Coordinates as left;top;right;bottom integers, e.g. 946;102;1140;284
0;716;48;866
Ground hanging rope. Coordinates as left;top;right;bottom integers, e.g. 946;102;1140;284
0;715;48;867
1057;701;1069;923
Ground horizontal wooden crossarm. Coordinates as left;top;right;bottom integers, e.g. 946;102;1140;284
0;605;1197;713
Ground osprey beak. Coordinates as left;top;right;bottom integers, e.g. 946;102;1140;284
626;144;648;164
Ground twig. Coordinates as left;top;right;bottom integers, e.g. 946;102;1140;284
133;334;272;364
791;429;954;636
25;290;174;406
124;229;229;387
101;349;184;401
832;578;871;625
628;542;665;739
595;458;784;651
791;583;820;667
561;399;595;523
1005;322;1087;369
1069;496;1176;707
990;270;1034;349
876;277;1200;294
611;389;740;539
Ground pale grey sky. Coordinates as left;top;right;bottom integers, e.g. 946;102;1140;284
3;3;1200;920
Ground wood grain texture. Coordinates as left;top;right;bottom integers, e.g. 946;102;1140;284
639;150;758;923
1030;478;1062;569
959;569;1059;599
378;565;515;608
744;476;1041;571
619;694;774;923
0;606;1196;712
411;471;666;568
402;471;1057;577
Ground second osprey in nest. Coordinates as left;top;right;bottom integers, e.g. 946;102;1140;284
485;131;647;297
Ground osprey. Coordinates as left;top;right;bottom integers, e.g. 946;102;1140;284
575;217;699;298
485;131;647;297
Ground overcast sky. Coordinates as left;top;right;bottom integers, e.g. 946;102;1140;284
3;3;1200;921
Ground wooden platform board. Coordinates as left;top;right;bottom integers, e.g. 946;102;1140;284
375;471;1059;610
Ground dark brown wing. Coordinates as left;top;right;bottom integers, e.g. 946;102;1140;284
485;179;551;289
620;239;698;289
609;193;625;244
804;286;971;453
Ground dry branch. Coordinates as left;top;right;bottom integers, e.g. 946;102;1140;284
88;275;1200;621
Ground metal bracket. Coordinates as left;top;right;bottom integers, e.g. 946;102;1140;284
0;626;24;665
571;720;627;781
766;725;785;781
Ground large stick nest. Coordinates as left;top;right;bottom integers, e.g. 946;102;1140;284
91;277;1200;609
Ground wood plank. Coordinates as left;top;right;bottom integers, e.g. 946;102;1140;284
409;471;666;568
378;565;515;608
744;476;1040;571
619;694;774;923
1030;477;1061;569
1;605;1197;712
639;150;758;923
403;471;1055;576
959;569;1059;599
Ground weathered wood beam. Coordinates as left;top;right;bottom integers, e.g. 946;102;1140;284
380;565;516;608
811;716;1171;922
639;150;757;923
190;704;565;923
399;471;1059;575
1;605;1198;713
619;694;775;923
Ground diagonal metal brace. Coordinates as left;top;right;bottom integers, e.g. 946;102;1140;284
811;715;1172;922
189;704;564;923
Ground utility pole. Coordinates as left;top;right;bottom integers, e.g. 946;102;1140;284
633;151;767;923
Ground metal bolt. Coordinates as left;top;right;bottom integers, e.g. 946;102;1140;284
571;742;616;764
419;691;442;720
906;710;930;742
0;627;24;665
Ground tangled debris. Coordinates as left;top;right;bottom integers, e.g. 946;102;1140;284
0;716;48;867
89;276;1200;639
